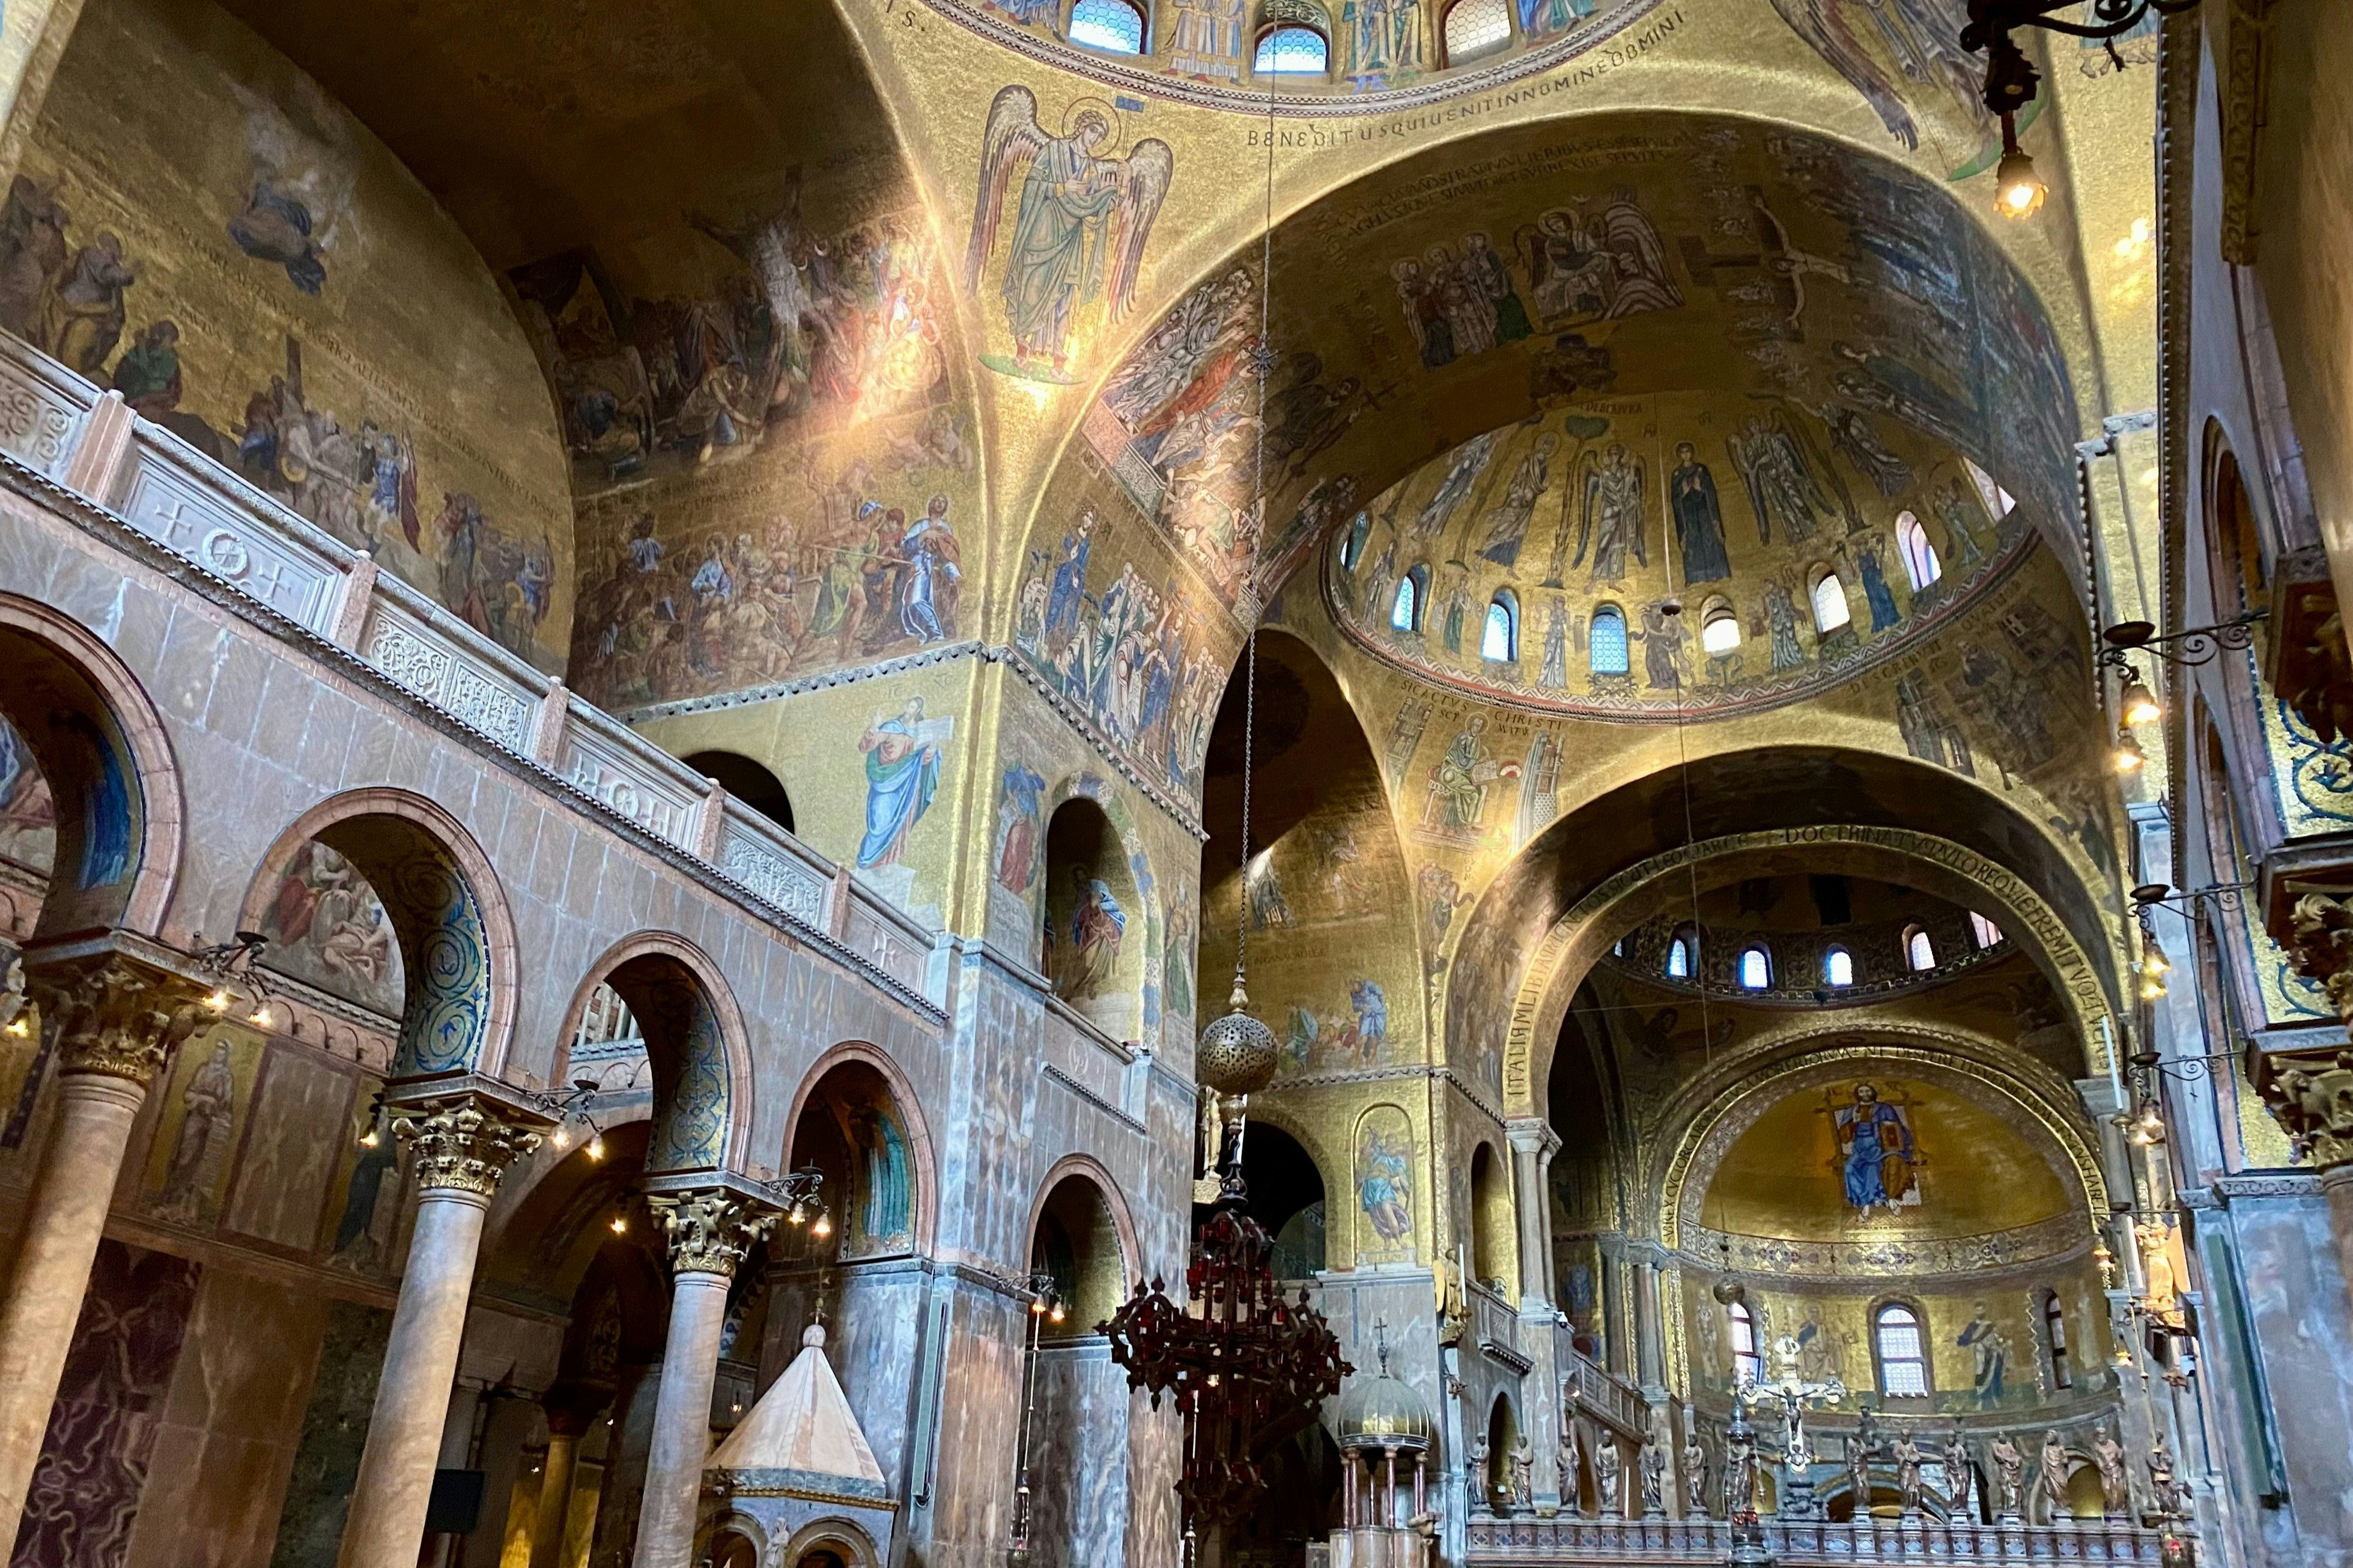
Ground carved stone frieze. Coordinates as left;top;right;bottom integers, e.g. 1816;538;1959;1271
2259;1051;2353;1173
29;953;206;1087
648;1188;777;1277
394;1096;542;1197
2285;889;2353;1023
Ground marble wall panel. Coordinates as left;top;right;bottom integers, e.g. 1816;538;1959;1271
8;1241;199;1568
223;1047;358;1250
1026;1340;1134;1568
267;1299;389;1567
2226;1194;2353;1560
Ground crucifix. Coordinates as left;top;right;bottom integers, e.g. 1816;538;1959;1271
1738;1332;1848;1521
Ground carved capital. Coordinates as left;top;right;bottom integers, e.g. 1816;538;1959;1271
648;1188;776;1277
394;1096;541;1197
2286;890;2353;1026
28;954;206;1087
2260;1053;2353;1173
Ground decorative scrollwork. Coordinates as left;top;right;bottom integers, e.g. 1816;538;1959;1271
2099;612;2265;670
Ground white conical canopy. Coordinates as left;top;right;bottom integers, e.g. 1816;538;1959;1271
705;1323;884;1484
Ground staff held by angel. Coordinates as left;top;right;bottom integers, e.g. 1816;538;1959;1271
965;87;1173;384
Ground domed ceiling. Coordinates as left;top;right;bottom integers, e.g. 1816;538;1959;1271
1320;393;2031;717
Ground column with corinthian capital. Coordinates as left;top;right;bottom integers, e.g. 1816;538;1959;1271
338;1095;541;1568
631;1187;777;1568
0;951;202;1539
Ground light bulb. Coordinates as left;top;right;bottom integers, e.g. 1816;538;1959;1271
1995;147;2046;220
247;1004;275;1029
811;1212;833;1239
359;1126;380;1149
4;1016;26;1038
551;1126;571;1151
2143;940;2171;976
2113;731;2146;774
204;988;232;1013
1049;1305;1066;1323
2140;971;2167;1001
2122;679;2161;726
610;1213;628;1235
1031;1295;1049;1316
788;1201;807;1226
586;1131;604;1161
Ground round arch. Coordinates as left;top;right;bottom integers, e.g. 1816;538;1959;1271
779;1039;941;1254
238;786;518;1081
1487;782;2136;1125
0;591;183;940
1651;1023;2110;1254
778;1516;885;1568
552;930;756;1176
1026;1150;1143;1299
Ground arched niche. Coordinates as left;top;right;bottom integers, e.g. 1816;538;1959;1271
685;749;794;834
1028;1165;1131;1340
1481;1391;1520;1513
1042;795;1143;1036
241;789;515;1081
555;934;749;1176
785;1056;926;1261
1239;1119;1328;1277
1469;1140;1516;1299
0;593;183;943
1547;985;1623;1362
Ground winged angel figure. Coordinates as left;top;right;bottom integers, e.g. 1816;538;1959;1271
965;87;1173;384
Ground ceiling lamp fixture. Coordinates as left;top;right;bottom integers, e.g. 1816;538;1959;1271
2113;726;2146;775
1961;1;2203;124
1993;114;2047;221
2120;668;2163;727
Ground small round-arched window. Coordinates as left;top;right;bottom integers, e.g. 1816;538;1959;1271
1904;925;1936;971
1897;511;1942;590
1483;591;1518;662
1392;567;1428;633
1875;1302;1930;1396
1728;1300;1762;1384
1255;23;1329;72
1823;946;1854;988
1665;928;1695;979
1591;604;1630;675
1069;0;1147;52
1811;570;1851;633
1442;0;1511;62
1969;911;2002;949
1341;510;1371;570
1738;945;1772;990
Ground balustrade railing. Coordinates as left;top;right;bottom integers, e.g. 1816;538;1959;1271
1560;1339;1648;1437
0;337;939;1006
1468;1514;2175;1565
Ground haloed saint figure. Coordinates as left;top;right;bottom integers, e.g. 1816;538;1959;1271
1833;1081;1918;1215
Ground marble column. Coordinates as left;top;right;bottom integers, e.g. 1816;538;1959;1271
337;1098;540;1568
1632;1254;1665;1391
0;955;199;1540
631;1190;775;1568
530;1396;599;1568
1505;1120;1560;1312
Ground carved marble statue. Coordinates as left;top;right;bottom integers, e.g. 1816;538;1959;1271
2038;1431;2072;1522
1847;1414;1875;1516
1511;1439;1535;1513
1943;1430;1975;1520
2092;1427;2130;1518
1639;1435;1666;1518
1470;1438;1492;1515
1726;1420;1759;1520
1595;1436;1623;1517
1559;1425;1583;1514
1990;1432;2026;1521
1892;1430;1925;1518
1684;1429;1710;1519
2148;1433;2181;1518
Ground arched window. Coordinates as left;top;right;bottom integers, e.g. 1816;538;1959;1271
1969;911;2002;949
1701;601;1741;655
1591;605;1630;675
1738;945;1772;990
1666;928;1693;979
1728;1301;1763;1385
682;749;794;834
1811;570;1851;633
1904;926;1936;971
1254;23;1329;72
1442;0;1511;62
1069;0;1147;51
1896;511;1942;590
2043;1291;2072;1390
1391;568;1424;632
1875;1303;1930;1396
1963;457;2017;519
1483;591;1518;662
1824;946;1854;988
1341;510;1371;570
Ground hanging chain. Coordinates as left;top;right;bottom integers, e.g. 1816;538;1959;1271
1233;51;1280;1000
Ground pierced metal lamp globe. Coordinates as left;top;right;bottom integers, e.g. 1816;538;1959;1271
1197;980;1279;1098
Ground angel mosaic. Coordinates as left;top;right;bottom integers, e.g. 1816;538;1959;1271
966;88;1172;384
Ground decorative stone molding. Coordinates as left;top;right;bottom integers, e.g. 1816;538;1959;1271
648;1188;777;1277
2284;887;2353;1023
29;953;205;1087
394;1097;542;1197
2259;1051;2353;1172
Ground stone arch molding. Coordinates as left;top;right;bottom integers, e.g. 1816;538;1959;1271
240;788;519;1083
1501;825;2119;1119
779;1039;943;1254
1653;1026;2111;1256
554;931;756;1178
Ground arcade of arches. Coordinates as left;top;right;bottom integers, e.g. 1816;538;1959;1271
0;2;2350;1568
